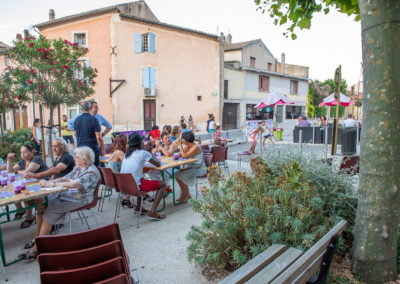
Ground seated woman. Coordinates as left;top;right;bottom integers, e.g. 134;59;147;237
175;132;206;203
153;132;178;157
109;135;128;173
170;125;180;142
7;144;48;229
19;146;100;260
162;125;172;135
149;125;161;140
120;133;166;220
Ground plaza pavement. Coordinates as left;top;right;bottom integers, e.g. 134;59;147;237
1;141;355;283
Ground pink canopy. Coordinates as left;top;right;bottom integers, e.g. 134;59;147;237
255;92;295;110
319;93;355;107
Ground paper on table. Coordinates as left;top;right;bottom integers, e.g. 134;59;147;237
41;187;60;191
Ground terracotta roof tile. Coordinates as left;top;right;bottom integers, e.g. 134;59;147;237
224;39;260;51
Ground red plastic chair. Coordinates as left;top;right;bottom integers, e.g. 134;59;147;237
195;154;213;199
69;180;102;233
104;144;114;154
93;274;130;284
237;141;257;169
40;257;128;284
97;167;116;212
211;146;229;175
339;156;359;175
112;172;148;227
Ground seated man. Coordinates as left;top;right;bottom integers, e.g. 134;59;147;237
343;113;357;128
24;138;75;180
298;115;311;127
120;133;166;220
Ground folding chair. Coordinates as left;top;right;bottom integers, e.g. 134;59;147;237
104;144;114;155
237;140;257;169
211;146;229;175
195;154;213;199
339;155;359;175
97;167;115;212
93;274;129;284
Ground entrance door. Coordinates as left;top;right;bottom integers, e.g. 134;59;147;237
222;103;238;130
143;100;156;130
13;106;28;130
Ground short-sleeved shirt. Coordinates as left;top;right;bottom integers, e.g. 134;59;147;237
74;113;101;149
0;158;5;167
53;151;75;179
59;165;100;204
61;121;73;136
298;120;311;127
343;119;356;128
120;150;152;186
67;114;112;131
17;156;48;173
209;121;216;130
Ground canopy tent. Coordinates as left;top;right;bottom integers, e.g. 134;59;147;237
255;92;295;110
319;93;355;107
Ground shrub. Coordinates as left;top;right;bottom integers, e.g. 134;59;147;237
0;128;33;160
187;150;357;271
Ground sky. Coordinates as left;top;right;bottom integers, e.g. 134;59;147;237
0;0;363;86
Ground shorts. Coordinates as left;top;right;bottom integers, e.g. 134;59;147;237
63;135;74;144
139;179;160;192
263;134;272;139
209;129;215;134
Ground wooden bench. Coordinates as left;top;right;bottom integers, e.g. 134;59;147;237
219;220;347;284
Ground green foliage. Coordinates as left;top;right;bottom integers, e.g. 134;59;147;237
187;153;356;270
0;72;31;114
0;128;33;160
253;0;360;39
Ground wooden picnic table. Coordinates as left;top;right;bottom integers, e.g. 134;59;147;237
0;183;68;280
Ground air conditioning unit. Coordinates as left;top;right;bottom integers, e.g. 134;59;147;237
144;87;156;97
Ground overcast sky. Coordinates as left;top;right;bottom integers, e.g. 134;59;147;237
0;0;362;86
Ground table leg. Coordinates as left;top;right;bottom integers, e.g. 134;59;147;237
171;168;180;206
158;170;166;212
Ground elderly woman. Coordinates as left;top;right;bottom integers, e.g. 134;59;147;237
175;131;206;203
7;144;48;228
19;146;100;260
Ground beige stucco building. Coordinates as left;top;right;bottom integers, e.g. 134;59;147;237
31;1;222;132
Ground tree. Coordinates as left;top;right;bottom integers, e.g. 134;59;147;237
253;0;400;282
6;35;97;160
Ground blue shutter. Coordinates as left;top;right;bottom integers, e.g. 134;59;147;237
86;58;90;67
142;67;150;87
149;32;156;53
134;33;142;53
149;67;156;87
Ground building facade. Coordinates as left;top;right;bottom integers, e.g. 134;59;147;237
222;36;309;129
32;1;222;132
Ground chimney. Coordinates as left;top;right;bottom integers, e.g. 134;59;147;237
23;29;29;39
220;32;225;42
226;34;232;44
49;9;55;21
281;53;285;74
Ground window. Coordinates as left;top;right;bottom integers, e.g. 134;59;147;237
142;67;156;88
224;80;228;99
290;80;299;94
74;33;86;46
74;58;89;80
250;57;256;68
268;62;272;71
197;96;202;101
259;75;269;91
135;32;156;53
4;56;10;67
286;105;304;119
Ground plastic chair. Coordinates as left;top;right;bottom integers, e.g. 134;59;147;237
211;146;229;175
195;154;213;199
339;155;359;175
40;257;127;284
104;144;114;154
112;173;148;227
97;167;115;212
237;141;257;169
93;274;130;284
201;145;211;154
38;240;127;273
69;180;102;233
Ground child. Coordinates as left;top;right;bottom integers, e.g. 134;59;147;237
214;125;221;139
262;122;275;147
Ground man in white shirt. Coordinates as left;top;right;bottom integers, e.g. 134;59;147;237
343;114;357;128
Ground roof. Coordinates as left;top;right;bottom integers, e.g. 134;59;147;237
34;1;159;30
119;14;219;41
0;41;10;55
242;66;309;81
224;39;260;51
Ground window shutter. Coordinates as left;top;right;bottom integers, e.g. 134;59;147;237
142;67;150;87
86;58;90;67
149;32;156;53
149;67;156;87
134;33;142;53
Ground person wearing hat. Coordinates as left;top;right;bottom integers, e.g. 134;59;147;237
120;133;167;220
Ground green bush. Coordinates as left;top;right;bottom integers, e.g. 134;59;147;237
0;128;33;161
187;151;357;271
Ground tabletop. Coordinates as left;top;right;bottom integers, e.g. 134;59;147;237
144;156;197;171
198;138;234;146
0;183;68;207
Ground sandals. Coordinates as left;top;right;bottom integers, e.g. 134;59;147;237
134;207;148;215
121;199;134;209
18;249;37;261
147;212;166;220
179;195;192;204
14;211;26;220
20;218;34;229
23;240;35;249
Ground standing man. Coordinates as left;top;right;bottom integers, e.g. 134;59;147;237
61;115;75;149
67;101;112;138
73;101;104;166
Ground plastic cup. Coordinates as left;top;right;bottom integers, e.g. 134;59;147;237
8;174;15;182
173;153;180;160
1;170;7;177
13;182;22;194
20;180;26;190
1;178;7;187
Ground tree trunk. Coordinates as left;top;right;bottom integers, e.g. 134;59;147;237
48;107;54;163
0;113;4;140
352;1;400;283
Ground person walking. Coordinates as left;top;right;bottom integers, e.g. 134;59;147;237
61;115;75;149
73;101;104;166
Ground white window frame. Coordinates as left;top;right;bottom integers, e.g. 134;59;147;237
141;33;149;53
74;57;89;80
72;30;88;48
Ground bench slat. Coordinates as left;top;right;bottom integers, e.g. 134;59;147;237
271;220;347;284
292;251;325;284
219;244;287;284
246;248;303;284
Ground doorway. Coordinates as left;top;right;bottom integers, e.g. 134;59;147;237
222;103;238;130
143;100;156;130
13;106;28;130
